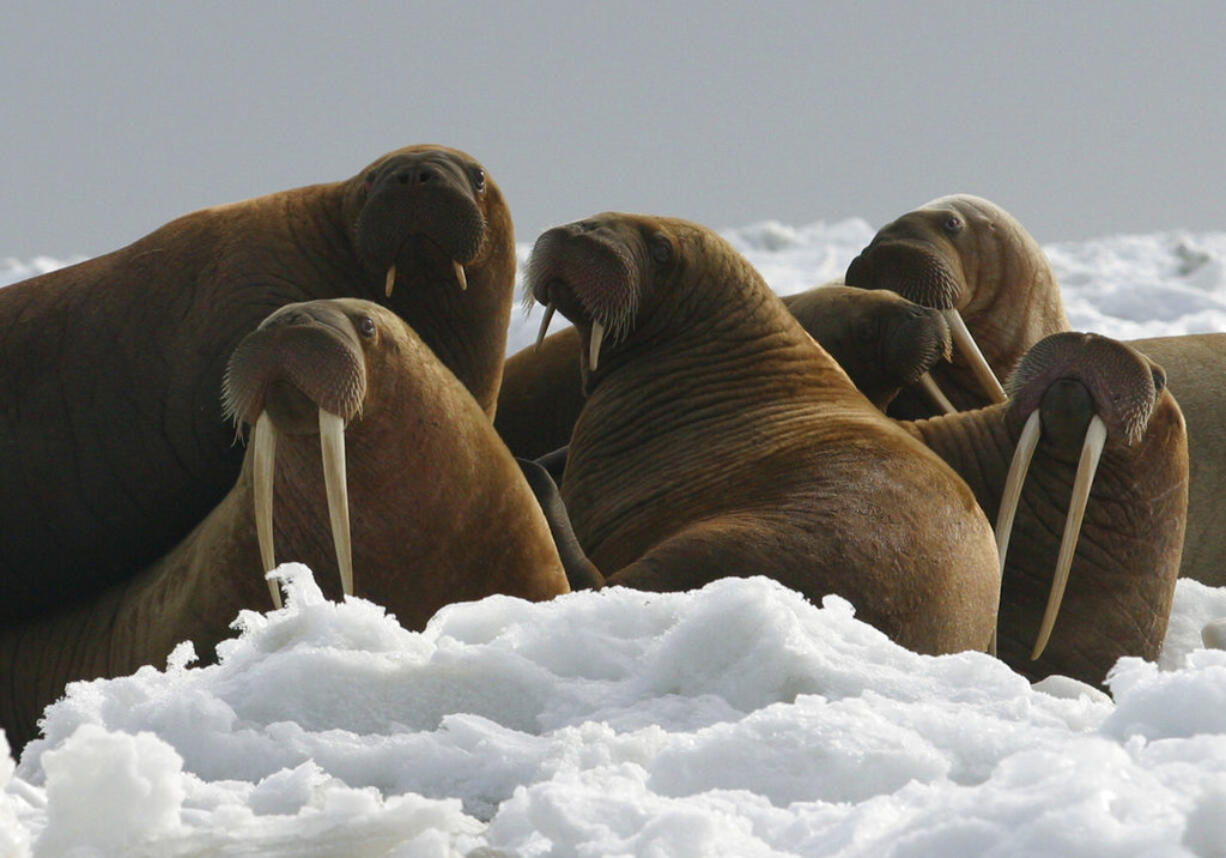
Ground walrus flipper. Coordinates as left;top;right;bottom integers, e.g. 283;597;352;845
516;457;604;590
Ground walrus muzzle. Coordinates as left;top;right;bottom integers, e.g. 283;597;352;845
223;304;368;608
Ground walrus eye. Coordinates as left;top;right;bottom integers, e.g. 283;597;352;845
364;172;376;193
356;316;376;338
942;215;964;235
650;234;672;265
471;168;486;193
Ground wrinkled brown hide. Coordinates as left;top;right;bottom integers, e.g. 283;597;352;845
847;194;1221;587
904;332;1187;684
527;213;1000;656
0;299;568;750
0;145;515;620
494;284;950;459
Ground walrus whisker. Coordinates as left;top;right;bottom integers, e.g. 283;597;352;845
918;372;958;415
1032;414;1107;660
319;408;354;598
384;265;397;298
589;320;605;372
943;309;1007;403
535;303;556;349
990;409;1041;655
252;411;282;610
452;259;468;291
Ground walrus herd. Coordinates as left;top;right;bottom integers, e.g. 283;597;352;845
0;146;1212;749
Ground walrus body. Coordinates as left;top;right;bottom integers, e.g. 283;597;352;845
495;283;950;459
0;299;569;749
0;145;515;620
527;213;1000;656
846;194;1222;587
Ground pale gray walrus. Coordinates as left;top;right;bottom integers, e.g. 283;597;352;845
0;144;515;621
0;299;570;750
844;193;1223;589
527;212;1186;685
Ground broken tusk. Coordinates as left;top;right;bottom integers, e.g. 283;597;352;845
319;409;354;598
918;372;958;415
452;259;467;291
589;320;604;373
989;409;1042;655
1032;413;1108;660
384;265;397;298
943;309;1007;404
535;302;556;349
253;412;282;609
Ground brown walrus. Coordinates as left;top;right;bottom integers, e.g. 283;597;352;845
495;284;951;460
0;299;569;750
526;213;1001;656
907;332;1187;684
0;144;515;621
845;193;1222;588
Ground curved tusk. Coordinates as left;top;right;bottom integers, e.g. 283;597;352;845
943;309;1007;404
384;265;397;298
452;259;467;291
989;409;1042;655
319;409;354;598
1032;414;1108;660
917;372;958;415
535;302;556;349
253;412;282;609
589;320;605;373
1202;618;1226;650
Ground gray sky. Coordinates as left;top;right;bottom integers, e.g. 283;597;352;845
4;2;1224;258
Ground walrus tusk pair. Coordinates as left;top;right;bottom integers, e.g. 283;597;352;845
534;302;605;372
384;260;468;298
918;309;1009;412
991;409;1109;659
252;410;354;609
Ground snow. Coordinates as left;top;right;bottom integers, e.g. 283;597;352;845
4;221;1226;857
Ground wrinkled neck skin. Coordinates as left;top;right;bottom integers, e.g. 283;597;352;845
562;250;879;568
902;391;1187;681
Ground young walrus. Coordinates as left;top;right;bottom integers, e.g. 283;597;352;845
526;213;1000;656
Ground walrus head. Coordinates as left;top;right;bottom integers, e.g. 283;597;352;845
348;145;500;298
525;213;700;383
222;299;397;608
846;195;1056;408
992;331;1171;660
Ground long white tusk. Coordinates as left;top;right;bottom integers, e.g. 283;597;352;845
253;412;282;609
943;309;1007;404
452;259;467;291
918;372;958;415
319;409;354;598
989;409;1042;655
384;265;397;298
1032;414;1108;660
589;320;604;373
535;302;556;349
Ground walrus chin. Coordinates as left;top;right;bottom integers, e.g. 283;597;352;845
990;332;1160;660
222;303;369;609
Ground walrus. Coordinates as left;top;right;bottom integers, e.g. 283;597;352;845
0;299;569;749
907;332;1187;684
495;283;951;460
526;212;1001;656
0;144;516;621
845;193;1224;588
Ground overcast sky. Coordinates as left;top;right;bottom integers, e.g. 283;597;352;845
4;2;1224;258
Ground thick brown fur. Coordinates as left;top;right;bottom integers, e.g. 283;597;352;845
495;284;950;459
527;213;1000;656
846;194;1221;587
0;145;516;620
0;299;568;750
905;332;1188;684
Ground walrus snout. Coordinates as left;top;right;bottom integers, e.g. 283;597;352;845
885;304;953;384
